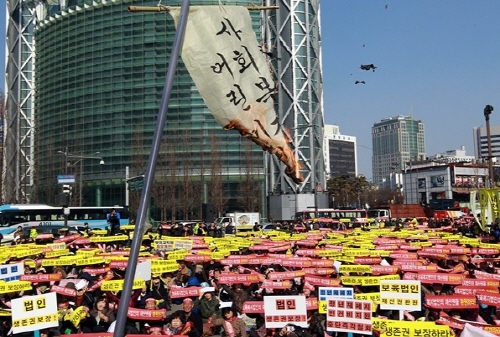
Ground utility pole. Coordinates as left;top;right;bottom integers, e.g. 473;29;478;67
484;105;494;187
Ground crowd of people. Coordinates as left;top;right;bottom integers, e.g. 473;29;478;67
0;215;500;337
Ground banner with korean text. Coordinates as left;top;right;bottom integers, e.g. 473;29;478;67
169;6;303;183
11;292;58;334
380;280;421;311
263;295;307;328
326;299;372;335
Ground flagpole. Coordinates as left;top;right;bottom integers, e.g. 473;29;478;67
128;5;279;12
112;1;191;336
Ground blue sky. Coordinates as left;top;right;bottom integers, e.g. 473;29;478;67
321;1;500;180
1;1;500;181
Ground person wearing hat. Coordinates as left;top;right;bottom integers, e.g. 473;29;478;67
165;298;203;336
75;280;94;308
149;274;170;310
194;287;220;323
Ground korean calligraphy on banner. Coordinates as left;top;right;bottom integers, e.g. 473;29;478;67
380;280;421;311
169;6;304;183
11;292;58;334
263;295;308;328
326;299;372;335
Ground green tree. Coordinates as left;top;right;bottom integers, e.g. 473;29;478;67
327;175;371;208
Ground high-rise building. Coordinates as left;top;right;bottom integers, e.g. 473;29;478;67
323;125;357;179
5;0;324;220
372;115;426;186
473;125;500;161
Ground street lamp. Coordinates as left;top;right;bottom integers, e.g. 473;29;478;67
58;149;105;206
484;105;494;187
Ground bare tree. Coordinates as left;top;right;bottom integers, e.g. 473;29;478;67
129;126;147;220
165;138;179;222
236;140;261;212
207;130;228;217
178;130;202;220
152;136;175;221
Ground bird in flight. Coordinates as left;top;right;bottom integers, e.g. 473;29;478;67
355;80;366;85
360;64;377;72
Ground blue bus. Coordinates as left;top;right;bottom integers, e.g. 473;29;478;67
0;204;129;234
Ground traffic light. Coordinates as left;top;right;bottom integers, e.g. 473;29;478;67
62;184;72;195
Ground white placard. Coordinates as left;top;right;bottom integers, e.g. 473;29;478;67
134;259;152;281
263;295;308;328
11;292;58;334
0;262;24;282
380;280;421;311
326;299;372;335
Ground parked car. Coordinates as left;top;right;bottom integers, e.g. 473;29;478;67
261;223;276;232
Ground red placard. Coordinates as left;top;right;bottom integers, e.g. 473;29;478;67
413;273;464;285
50;285;76;297
184;255;212;262
462;279;500;287
218;273;263;284
127;308;166;321
82;267;111;275
389;252;418;259
54;234;81;243
392;260;423;267
72;238;91;245
472;248;500;255
424;295;477;309
353;257;382;265
304;275;341;287
109;261;128;269
475;270;500;280
454;286;498;295
169;287;202;299
302;268;337;275
243;301;264;313
476;291;500;307
20;273;61;282
220;258;250;266
261;280;291;289
370;266;400;275
401;265;438;272
268;271;305;280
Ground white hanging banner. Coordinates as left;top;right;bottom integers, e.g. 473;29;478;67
170;6;303;183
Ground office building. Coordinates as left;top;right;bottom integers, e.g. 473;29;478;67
473;125;500;161
372;115;426;186
5;0;324;220
323;125;357;179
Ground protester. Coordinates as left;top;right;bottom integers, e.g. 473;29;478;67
209;307;247;337
194;288;220;323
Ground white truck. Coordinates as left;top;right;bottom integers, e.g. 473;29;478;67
215;212;260;231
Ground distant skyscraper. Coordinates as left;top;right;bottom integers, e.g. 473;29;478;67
323;125;357;179
372;115;426;186
473;125;500;161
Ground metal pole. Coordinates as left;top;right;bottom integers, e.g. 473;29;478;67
112;1;191;336
79;159;83;207
125;166;129;207
485;105;494;187
64;147;68;175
